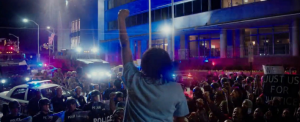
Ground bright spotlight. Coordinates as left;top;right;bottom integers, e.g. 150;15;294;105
1;80;6;84
25;77;30;81
23;19;29;23
106;72;111;77
47;26;51;29
76;47;82;53
91;47;98;53
87;74;91;78
161;25;171;34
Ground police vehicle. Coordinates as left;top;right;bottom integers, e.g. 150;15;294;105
30;63;57;77
0;80;71;113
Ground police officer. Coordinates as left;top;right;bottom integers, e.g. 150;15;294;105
51;87;67;112
114;92;124;105
1;101;29;122
114;79;126;99
112;102;125;122
73;86;86;109
64;98;84;122
33;98;58;122
27;89;42;116
103;82;116;100
84;90;112;122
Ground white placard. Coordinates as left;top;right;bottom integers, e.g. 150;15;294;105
137;59;141;66
263;65;285;74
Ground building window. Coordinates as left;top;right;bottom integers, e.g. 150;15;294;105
137;14;143;25
142;12;149;24
107;0;136;10
189;34;220;58
202;0;209;12
152;39;168;51
244;0;255;4
274;33;290;54
161;7;169;20
222;0;232;8
131;15;137;27
154;9;161;22
244;25;290;56
222;0;266;8
193;0;201;14
175;4;184;17
184;2;193;15
211;0;221;10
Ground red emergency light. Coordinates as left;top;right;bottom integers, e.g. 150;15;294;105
188;73;192;77
212;62;215;66
44;64;47;66
10;47;13;50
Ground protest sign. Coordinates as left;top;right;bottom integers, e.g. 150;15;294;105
263;65;284;74
263;74;299;106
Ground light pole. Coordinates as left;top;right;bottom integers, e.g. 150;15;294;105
23;19;40;62
171;0;175;61
8;33;19;51
148;0;152;48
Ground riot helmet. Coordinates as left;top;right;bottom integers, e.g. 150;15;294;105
114;92;124;103
66;98;79;111
88;90;101;102
38;98;50;110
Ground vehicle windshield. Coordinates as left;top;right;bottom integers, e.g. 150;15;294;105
41;86;70;99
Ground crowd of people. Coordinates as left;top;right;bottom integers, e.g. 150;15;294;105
184;71;300;122
1;76;127;122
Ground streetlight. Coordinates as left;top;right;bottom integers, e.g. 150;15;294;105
9;33;19;51
23;19;28;23
161;25;171;35
23;18;40;62
91;47;98;53
76;47;82;53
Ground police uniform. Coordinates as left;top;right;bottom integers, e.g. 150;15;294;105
33;98;59;122
1;114;28;122
64;109;83;122
72;95;86;109
32;111;58;122
84;90;113;122
84;102;112;122
51;96;67;112
2;101;30;122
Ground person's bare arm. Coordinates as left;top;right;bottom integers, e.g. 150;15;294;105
118;9;132;65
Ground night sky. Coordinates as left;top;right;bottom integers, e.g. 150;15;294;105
0;0;59;53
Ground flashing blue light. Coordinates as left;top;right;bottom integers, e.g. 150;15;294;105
204;59;209;63
172;74;176;77
38;63;43;66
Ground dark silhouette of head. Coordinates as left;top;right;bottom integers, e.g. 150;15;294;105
141;48;173;82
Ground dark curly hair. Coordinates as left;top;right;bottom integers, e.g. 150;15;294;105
141;48;174;84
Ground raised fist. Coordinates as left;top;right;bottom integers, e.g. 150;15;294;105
118;9;129;19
